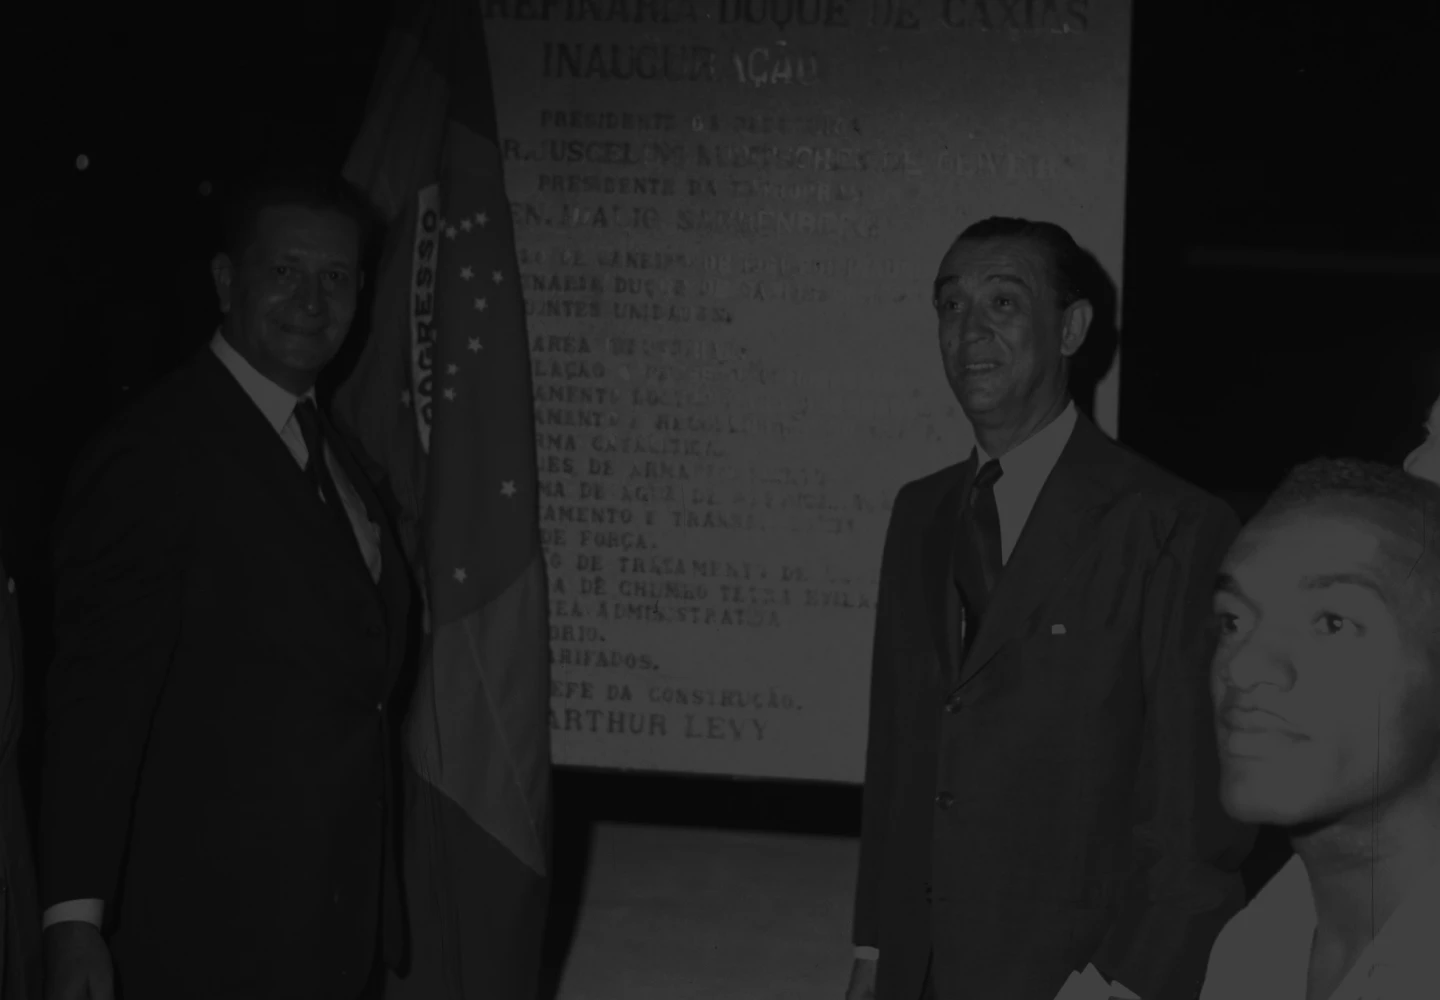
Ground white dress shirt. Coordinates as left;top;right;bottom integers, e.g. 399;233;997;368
974;401;1078;565
1199;854;1440;1000
208;331;383;585
42;331;382;932
856;404;1090;977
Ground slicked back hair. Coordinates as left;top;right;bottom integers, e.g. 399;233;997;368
945;216;1091;310
1259;457;1440;656
219;169;378;266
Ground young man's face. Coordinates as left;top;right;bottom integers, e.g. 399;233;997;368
1210;502;1440;827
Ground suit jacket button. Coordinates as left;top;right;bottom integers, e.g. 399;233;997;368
935;791;955;809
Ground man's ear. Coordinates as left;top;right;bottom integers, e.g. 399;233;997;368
1059;298;1093;359
211;253;235;314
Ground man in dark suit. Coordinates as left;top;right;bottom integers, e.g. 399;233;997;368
846;218;1256;1000
41;172;413;1000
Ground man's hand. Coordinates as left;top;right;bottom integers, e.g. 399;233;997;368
44;921;114;1000
845;957;878;1000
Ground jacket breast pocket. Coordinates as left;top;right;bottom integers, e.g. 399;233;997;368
1017;628;1130;699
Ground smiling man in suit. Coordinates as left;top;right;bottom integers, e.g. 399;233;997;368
845;218;1257;1000
41;172;413;1000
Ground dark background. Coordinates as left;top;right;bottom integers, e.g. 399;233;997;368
6;0;1438;988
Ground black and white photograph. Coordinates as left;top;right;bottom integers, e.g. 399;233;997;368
6;1;1437;998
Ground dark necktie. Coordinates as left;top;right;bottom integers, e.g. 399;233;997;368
953;458;1004;663
292;399;352;532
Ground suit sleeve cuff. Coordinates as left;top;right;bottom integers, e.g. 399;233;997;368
42;899;105;930
854;945;880;961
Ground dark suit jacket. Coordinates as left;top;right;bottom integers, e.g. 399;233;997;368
1;534;41;999
40;346;414;999
855;412;1256;1000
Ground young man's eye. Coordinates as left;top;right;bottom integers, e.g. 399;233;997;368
1315;613;1361;637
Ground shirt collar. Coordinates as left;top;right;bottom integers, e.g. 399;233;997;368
1214;852;1440;995
210;328;315;434
975;400;1077;477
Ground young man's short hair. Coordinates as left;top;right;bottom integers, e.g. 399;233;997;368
1260;457;1440;653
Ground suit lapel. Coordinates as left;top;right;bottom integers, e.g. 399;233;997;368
921;458;973;674
952;414;1118;691
324;420;412;638
194;349;386;596
197;351;335;529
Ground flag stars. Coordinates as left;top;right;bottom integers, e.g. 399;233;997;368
453;567;468;583
500;480;517;498
468;337;483;353
475;211;488;227
445;226;458;239
446;363;459;375
459;218;473;232
400;389;411;407
474;297;488;312
460;265;474;280
491;269;504;283
443;387;457;401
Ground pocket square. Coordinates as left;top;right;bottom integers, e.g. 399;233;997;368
1051;623;1067;635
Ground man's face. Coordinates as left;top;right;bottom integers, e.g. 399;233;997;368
932;237;1088;432
211;204;363;395
1404;395;1440;487
1210;504;1440;827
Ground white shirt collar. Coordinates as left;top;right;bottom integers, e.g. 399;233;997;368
210;328;315;434
971;402;1078;563
974;401;1077;478
1201;852;1440;999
